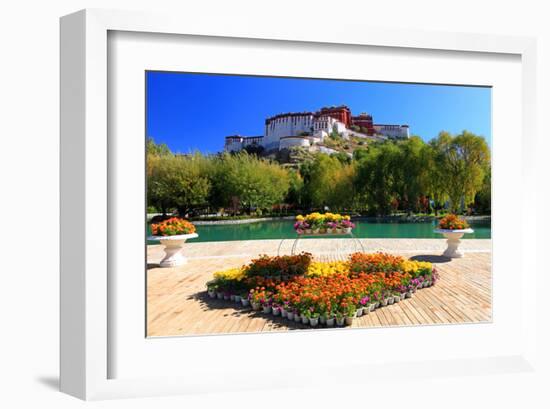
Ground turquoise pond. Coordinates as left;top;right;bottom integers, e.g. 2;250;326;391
147;218;491;244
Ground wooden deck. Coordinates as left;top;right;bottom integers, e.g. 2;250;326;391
147;238;492;337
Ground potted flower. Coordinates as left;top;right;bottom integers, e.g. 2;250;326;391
148;217;198;267
434;214;474;258
340;218;355;234
309;312;320;327
335;311;345;327
358;296;369;317
327;221;338;234
249;289;264;311
286;308;295;321
241;295;250;307
206;282;217;298
301;309;310;325
326;313;336;327
344;302;357;325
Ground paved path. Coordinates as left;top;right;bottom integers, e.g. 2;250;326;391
147;239;491;337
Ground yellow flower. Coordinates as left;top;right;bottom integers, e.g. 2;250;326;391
306;261;350;277
401;260;432;274
296;215;305;221
213;267;247;281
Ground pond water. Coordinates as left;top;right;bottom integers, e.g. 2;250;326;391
147;218;491;244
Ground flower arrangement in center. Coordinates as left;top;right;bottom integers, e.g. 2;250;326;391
438;214;470;230
294;212;355;235
206;252;438;328
150;217;196;236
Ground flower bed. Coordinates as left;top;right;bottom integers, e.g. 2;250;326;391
438;214;470;230
150;217;196;236
205;252;438;327
294;212;355;235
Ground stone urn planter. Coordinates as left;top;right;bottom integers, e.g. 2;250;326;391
148;233;198;267
434;228;474;258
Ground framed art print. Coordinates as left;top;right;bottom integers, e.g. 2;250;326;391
60;9;540;400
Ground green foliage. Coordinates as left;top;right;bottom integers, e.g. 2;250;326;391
146;131;491;217
147;153;211;216
431;131;490;212
354;141;402;215
146;137;171;156
210;153;291;213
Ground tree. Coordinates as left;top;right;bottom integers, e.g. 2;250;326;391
211;153;290;214
146;137;171;156
432;131;490;212
474;165;491;214
303;154;342;209
354;142;401;215
331;151;352;165
147;153;211;216
328;163;357;211
285;169;305;209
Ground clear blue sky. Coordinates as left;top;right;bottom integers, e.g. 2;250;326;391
146;71;491;154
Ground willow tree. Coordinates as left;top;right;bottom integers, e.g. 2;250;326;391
147;153;211;216
211;152;290;214
354;142;402;215
302;154;343;209
432;131;490;212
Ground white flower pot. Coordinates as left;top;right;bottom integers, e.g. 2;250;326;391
326;317;335;327
356;308;364;317
281;308;287;318
309;317;319;327
345;316;354;326
262;306;272;314
234;295;241;303
319;316;327;325
241;298;250;307
272;307;280;316
207;290;216;298
344;227;352;234
294;314;301;323
301;315;309;324
216;292;223;300
148;233;198;267
287;312;294;321
251;302;261;311
230;295;236;301
336;317;345;326
434;228;474;258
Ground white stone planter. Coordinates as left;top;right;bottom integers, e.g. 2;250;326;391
148;233;198;267
434;228;474;258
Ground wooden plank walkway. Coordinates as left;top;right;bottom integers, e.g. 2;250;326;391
147;239;492;337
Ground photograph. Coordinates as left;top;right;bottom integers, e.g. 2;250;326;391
145;72;492;337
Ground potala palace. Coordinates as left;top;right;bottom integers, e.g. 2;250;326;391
224;105;409;153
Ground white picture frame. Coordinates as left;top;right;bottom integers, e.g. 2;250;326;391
60;8;539;400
